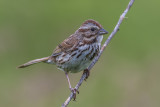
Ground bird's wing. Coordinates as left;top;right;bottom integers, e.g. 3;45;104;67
51;34;79;57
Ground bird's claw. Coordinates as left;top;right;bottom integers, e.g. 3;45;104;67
70;88;79;101
83;69;90;81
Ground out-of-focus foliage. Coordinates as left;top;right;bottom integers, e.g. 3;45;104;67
0;0;160;107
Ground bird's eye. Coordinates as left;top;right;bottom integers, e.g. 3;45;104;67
91;27;96;31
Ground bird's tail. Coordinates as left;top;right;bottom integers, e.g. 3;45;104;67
18;57;49;68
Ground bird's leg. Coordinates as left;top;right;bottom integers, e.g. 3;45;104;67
83;69;90;81
65;72;79;101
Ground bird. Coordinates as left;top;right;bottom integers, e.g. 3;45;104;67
18;19;108;100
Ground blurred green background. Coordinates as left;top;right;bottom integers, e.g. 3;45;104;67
0;0;160;107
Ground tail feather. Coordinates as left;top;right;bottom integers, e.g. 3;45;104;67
18;57;49;68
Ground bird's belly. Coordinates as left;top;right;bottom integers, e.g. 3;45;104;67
66;57;92;73
57;52;92;73
56;43;100;73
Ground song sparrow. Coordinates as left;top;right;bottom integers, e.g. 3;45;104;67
18;19;108;100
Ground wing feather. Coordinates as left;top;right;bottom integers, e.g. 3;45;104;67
51;34;79;57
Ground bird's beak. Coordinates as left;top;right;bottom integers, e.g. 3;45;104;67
98;28;108;35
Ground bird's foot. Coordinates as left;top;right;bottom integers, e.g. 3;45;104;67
70;88;79;101
83;69;90;81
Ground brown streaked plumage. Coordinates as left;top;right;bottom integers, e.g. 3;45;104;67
18;19;108;100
